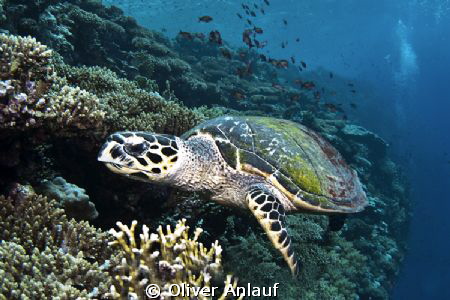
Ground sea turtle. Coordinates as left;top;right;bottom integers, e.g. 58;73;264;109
98;116;367;275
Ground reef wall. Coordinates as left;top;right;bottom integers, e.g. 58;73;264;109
0;0;410;299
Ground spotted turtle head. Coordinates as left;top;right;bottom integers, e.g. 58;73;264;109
98;131;181;183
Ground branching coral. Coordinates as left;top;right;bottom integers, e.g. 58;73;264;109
57;64;207;135
107;219;240;300
0;184;117;299
0;34;105;131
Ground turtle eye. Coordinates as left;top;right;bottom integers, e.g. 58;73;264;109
124;142;148;156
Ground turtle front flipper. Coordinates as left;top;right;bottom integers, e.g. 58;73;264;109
246;186;300;276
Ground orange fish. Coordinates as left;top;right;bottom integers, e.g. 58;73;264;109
301;81;315;90
254;27;263;34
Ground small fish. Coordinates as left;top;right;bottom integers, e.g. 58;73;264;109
277;60;289;68
209;30;223;45
301;81;315;90
242;29;254;48
290;56;295;64
281;41;286;48
300;61;307;68
259;54;267;61
237;13;243;19
250;11;256;17
293;79;303;85
178;31;193;40
198;16;213;23
254;3;259;9
254;27;263;34
245;10;250;16
348;83;354;87
350;103;357;109
239;51;247;58
161;28;167;32
295;37;300;42
350;89;356;93
255;40;267;48
298;66;303;71
220;48;232;59
329;72;333;78
264;0;270;5
261;8;265;14
247;19;253;25
283;19;288;25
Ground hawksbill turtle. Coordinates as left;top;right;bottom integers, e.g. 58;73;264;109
98;115;368;275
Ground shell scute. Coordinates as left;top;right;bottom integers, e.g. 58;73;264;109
183;116;367;213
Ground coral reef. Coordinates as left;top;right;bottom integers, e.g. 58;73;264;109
39;176;99;221
0;34;105;132
0;0;410;299
0;184;116;299
107;219;239;300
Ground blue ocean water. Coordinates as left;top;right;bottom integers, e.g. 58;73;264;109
103;1;450;298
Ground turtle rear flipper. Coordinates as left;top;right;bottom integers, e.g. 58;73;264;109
246;186;300;277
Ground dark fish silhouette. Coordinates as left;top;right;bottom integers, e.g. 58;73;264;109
301;81;315;90
237;13;243;19
250;11;256;17
301;61;307;68
329;72;333;78
198;16;213;22
260;54;267;61
296;37;300;42
283;19;288;25
264;0;270;5
254;27;263;34
348;83;354;87
350;90;356;93
243;29;254;48
247;19;253;25
350;103;357;109
290;56;295;64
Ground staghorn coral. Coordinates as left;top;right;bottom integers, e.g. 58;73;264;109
0;184;117;299
107;219;241;300
0;34;105;131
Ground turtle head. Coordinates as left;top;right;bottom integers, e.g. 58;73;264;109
98;132;182;183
